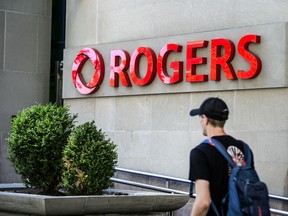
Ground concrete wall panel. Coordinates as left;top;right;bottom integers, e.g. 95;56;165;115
5;12;37;73
0;70;49;131
37;16;51;74
151;94;190;131
115;96;151;131
153;0;194;37
191;0;236;32
0;0;46;15
65;98;95;125
66;0;98;47
237;0;288;26
0;133;21;183
0;11;4;70
95;97;116;131
234;89;288;131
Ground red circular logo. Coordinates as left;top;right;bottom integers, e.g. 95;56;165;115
72;48;105;94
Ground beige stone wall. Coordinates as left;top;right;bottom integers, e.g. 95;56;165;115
64;88;288;196
0;0;51;183
64;0;288;197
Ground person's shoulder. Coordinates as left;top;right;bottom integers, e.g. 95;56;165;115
190;142;213;162
191;141;216;154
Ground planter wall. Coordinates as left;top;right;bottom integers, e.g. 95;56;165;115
0;189;189;216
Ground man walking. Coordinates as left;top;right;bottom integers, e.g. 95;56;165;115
189;97;253;216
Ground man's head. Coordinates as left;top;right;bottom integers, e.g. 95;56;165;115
190;97;229;135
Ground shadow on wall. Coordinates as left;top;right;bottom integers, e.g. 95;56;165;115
0;133;21;183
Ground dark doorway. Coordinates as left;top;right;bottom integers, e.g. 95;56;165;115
50;0;66;105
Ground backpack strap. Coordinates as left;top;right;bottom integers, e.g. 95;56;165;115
239;140;253;167
210;201;221;216
203;138;235;167
203;138;253;167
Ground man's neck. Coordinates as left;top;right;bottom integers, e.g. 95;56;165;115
206;127;227;139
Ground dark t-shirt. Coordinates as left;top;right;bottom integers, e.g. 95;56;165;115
189;135;254;216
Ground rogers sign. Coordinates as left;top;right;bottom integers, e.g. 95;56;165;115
72;34;261;95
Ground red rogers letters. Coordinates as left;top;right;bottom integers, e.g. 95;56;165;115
72;34;261;95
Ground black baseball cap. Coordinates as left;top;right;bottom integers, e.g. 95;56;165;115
189;97;229;121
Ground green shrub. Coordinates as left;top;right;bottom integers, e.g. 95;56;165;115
61;121;117;195
7;103;77;194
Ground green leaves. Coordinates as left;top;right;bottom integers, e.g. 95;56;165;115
61;121;118;195
7;104;117;196
7;103;77;194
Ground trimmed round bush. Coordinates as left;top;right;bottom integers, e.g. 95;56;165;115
7;103;77;194
61;121;117;195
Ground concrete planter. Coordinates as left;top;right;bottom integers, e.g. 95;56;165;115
0;189;189;216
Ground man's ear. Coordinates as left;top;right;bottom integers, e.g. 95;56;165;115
203;115;209;125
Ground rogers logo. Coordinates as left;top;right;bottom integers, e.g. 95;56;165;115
72;48;105;94
72;34;261;95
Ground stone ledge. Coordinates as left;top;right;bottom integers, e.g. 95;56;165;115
0;189;189;216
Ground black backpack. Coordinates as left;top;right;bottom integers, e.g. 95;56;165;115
204;138;271;216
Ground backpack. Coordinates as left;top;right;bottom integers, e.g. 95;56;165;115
204;138;271;216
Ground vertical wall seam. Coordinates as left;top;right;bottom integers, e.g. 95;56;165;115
3;11;6;71
96;0;99;44
36;17;39;73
